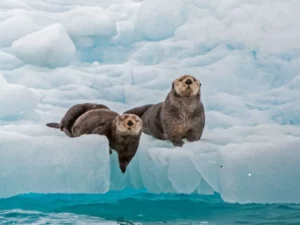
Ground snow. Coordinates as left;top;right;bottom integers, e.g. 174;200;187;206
0;0;300;204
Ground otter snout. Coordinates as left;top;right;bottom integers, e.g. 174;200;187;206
115;114;143;135
185;79;193;85
173;75;201;97
127;120;133;126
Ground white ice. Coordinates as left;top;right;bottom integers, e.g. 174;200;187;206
0;132;110;198
12;23;76;67
0;0;300;204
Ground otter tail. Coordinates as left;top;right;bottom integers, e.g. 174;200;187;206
46;123;60;129
124;104;153;118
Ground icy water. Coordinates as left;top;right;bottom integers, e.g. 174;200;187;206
1;189;299;225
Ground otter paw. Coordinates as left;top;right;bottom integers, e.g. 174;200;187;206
186;135;200;142
171;140;184;147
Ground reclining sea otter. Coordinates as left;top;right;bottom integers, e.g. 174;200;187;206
47;103;143;173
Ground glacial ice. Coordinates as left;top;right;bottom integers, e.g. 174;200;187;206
0;0;300;204
0;74;41;120
0;52;23;70
0;15;38;47
218;137;300;204
134;0;186;41
0;132;110;198
12;23;76;67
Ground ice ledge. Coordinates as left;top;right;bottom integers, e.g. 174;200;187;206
0;131;110;197
0;126;300;204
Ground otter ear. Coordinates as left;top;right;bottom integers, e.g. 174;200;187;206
197;83;201;93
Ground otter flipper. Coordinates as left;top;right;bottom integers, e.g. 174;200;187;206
46;123;73;137
124;104;153;118
46;123;60;129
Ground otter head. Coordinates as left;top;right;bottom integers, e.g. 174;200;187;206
114;114;142;136
172;75;201;97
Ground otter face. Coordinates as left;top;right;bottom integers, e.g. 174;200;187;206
115;114;142;135
172;75;201;97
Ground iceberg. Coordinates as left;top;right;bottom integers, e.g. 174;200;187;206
0;0;299;204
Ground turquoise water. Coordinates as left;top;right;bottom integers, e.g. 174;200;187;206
0;189;299;225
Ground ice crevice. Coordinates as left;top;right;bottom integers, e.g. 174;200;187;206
0;0;300;204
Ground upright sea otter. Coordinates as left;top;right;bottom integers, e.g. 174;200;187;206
124;75;205;147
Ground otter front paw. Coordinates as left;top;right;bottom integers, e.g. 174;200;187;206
186;130;201;142
171;140;184;147
186;135;200;142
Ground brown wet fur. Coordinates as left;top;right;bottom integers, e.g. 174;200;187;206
124;75;205;147
124;104;154;118
106;114;142;173
71;109;118;137
46;103;142;173
59;103;109;137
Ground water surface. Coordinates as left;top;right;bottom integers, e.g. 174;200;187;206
1;189;299;225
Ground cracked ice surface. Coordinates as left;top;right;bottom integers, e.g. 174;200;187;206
0;0;300;203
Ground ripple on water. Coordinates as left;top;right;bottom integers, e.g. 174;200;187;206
0;192;300;225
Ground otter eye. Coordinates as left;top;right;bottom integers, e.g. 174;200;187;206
179;79;183;82
193;78;196;82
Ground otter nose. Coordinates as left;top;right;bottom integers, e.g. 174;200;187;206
185;79;193;85
127;120;133;126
